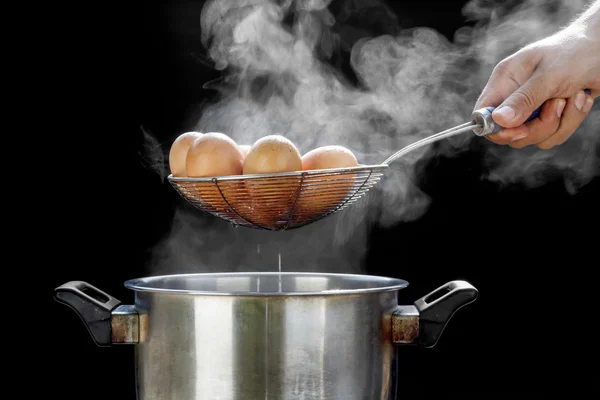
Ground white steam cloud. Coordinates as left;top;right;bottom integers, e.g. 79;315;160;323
146;0;599;276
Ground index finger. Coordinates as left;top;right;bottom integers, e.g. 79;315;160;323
473;45;542;111
474;65;522;110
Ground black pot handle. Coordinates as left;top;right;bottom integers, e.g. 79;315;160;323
414;280;478;348
54;281;122;347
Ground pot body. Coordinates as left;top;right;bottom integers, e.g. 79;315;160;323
133;276;399;400
54;273;478;400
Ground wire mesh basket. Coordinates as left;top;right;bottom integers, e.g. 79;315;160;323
168;165;388;231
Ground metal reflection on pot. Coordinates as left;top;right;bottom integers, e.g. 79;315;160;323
54;272;478;400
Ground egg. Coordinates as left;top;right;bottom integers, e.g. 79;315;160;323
185;132;246;215
242;135;303;227
301;145;358;171
186;132;244;177
297;145;359;218
169;131;203;177
242;135;302;175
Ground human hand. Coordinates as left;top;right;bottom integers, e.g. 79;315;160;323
474;1;600;149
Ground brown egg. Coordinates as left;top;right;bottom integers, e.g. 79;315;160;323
242;135;303;228
242;135;302;175
297;145;359;219
169;131;203;177
301;145;358;171
185;132;246;217
186;132;244;177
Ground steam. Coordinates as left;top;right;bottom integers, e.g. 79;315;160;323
144;0;599;276
139;126;167;182
464;0;600;192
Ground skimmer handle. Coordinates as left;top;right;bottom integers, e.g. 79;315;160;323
471;89;592;136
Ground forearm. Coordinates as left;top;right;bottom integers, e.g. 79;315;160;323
572;0;600;36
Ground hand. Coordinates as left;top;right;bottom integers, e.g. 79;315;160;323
474;1;600;149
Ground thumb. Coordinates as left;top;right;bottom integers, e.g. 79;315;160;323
492;73;554;128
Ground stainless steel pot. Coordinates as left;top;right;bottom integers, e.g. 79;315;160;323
54;272;478;400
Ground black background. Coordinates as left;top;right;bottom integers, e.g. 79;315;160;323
46;0;599;398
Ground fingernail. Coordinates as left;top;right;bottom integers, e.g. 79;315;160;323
583;96;594;113
556;99;566;118
575;91;586;111
511;133;528;142
494;106;516;121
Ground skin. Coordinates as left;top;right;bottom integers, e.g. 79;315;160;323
474;0;600;149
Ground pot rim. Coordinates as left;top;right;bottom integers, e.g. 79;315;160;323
123;272;409;296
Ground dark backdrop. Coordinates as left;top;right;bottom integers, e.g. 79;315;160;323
46;0;599;398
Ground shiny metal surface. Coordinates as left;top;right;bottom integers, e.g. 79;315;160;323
470;107;496;136
124;271;408;295
55;273;479;399
124;272;408;400
381;122;476;165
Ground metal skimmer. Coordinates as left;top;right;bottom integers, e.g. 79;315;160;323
167;106;514;230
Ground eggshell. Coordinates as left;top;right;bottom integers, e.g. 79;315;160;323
168;131;203;177
185;132;246;215
301;145;358;171
296;145;359;218
186;132;244;177
242;135;302;175
242;135;303;227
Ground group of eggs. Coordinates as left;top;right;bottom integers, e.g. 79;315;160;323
168;131;359;178
168;131;361;223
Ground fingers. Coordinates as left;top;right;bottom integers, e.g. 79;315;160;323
507;98;565;148
484;98;563;146
491;72;555;129
533;91;595;149
484;90;595;149
474;53;538;110
474;77;516;112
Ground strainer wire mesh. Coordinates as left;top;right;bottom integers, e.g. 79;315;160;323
168;165;388;231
